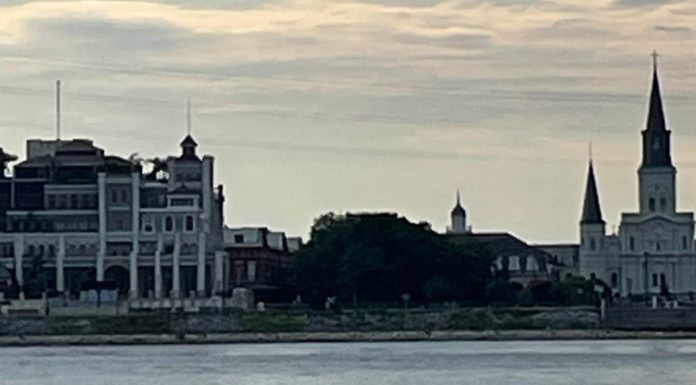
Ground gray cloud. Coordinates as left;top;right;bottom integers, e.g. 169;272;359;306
613;0;682;8
654;25;693;35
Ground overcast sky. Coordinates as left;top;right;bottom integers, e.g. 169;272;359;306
1;0;696;242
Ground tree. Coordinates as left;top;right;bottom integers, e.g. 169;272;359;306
294;212;493;307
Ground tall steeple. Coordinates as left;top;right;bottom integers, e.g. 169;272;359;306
580;160;604;225
641;51;672;168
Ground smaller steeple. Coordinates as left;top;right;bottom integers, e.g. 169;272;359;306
179;98;200;161
580;159;604;225
449;189;468;234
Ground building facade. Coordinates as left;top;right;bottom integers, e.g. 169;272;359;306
224;227;301;302
446;195;557;285
579;62;696;297
0;135;226;300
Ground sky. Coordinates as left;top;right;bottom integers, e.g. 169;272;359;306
1;0;696;243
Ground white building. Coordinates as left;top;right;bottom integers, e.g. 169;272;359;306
0;135;227;300
579;60;696;297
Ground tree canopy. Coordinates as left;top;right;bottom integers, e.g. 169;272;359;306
294;212;493;307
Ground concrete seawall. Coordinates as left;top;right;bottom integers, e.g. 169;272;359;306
1;330;696;347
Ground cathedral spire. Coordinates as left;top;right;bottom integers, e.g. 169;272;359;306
646;51;666;133
641;51;672;168
580;160;604;225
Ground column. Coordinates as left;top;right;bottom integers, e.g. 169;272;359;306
171;232;180;299
97;172;106;281
202;157;212;233
196;231;206;296
214;250;225;295
129;172;140;299
14;236;24;298
154;233;163;299
56;235;65;292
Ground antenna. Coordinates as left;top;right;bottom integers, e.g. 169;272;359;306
588;141;593;163
651;50;659;71
56;80;61;141
186;98;191;136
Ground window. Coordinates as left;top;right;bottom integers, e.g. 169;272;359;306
38;245;45;256
115;219;125;231
47;195;56;209
590;238;596;251
26;244;35;256
656;242;661;252
142;216;154;233
111;190;118;204
649;198;656;212
70;194;79;209
683;236;688;250
652;273;658;287
185;215;195;232
611;272;618;288
660;197;667;211
629;236;635;251
58;195;67;209
171;198;194;207
48;245;55;257
234;234;244;243
78;244;86;255
120;189;128;204
164;216;174;232
660;273;667;289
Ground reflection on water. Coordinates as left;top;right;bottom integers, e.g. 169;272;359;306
1;339;696;385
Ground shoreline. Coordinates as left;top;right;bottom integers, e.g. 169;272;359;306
2;329;696;347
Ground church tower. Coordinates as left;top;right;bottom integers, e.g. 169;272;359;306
448;190;468;234
638;53;676;215
580;159;606;254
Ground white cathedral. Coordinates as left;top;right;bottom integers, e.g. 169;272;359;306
579;58;696;297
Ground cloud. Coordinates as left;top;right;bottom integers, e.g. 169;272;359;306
654;25;692;35
612;0;682;8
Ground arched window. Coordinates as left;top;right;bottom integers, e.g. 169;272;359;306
659;197;667;211
164;216;174;232
660;273;667;289
78;244;86;255
652;273;658;287
27;244;35;256
185;215;195;232
611;272;618;288
649;198;656;212
38;245;45;256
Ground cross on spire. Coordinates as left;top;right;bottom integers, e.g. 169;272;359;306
651;50;659;71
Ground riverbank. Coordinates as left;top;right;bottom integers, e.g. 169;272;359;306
2;329;696;347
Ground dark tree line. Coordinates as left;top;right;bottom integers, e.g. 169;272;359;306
294;212;493;307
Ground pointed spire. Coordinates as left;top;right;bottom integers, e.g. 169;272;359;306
646;50;666;132
451;189;466;217
581;160;604;225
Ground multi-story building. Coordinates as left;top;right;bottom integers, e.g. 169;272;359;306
0;135;226;300
224;226;301;302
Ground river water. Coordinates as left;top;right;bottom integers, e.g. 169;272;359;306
1;339;695;384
